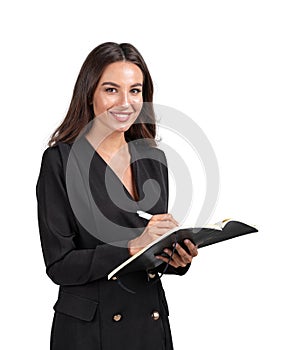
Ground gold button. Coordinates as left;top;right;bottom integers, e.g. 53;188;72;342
151;311;160;321
148;273;156;279
113;313;122;322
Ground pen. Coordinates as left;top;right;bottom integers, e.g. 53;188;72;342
136;210;153;220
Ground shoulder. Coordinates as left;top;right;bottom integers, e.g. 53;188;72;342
132;140;167;165
40;142;72;174
148;145;166;160
145;146;167;166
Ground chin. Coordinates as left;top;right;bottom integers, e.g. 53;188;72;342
111;120;135;133
115;125;132;133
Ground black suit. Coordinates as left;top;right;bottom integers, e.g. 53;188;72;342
36;136;189;350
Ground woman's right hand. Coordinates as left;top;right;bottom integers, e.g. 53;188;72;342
128;213;179;256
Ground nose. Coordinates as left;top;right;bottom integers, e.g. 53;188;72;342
118;90;130;108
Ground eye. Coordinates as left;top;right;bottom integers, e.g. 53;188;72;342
130;88;142;94
105;87;117;93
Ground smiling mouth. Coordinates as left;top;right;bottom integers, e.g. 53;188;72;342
109;111;133;122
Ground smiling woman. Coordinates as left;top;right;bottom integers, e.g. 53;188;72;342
48;42;155;147
89;61;143;136
36;42;198;350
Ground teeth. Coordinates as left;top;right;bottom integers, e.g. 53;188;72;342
115;114;127;117
112;113;130;119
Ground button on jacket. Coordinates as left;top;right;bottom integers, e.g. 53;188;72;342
36;136;190;350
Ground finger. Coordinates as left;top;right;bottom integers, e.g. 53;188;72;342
151;220;178;230
155;255;180;268
172;246;191;266
169;244;193;266
162;247;188;263
163;248;187;267
174;243;192;260
172;255;188;267
148;215;170;227
148;227;175;238
150;214;169;222
151;213;179;226
162;248;173;257
163;214;179;226
183;240;198;257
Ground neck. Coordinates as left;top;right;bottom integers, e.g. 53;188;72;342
99;134;127;155
85;122;127;155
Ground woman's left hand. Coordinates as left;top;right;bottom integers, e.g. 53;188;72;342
156;239;198;268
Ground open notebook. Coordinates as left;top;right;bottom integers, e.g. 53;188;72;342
108;219;258;280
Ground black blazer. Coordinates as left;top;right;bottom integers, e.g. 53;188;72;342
36;136;189;350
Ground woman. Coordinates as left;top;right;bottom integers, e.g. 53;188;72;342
36;42;198;350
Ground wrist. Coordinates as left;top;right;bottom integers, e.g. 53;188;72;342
128;238;141;256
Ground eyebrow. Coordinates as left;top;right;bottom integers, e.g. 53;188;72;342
101;82;143;88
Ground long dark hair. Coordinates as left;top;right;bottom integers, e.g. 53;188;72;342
48;42;156;147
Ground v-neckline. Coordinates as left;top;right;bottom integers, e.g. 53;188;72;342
82;135;139;202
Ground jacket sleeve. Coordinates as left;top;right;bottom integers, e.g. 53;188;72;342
36;146;131;286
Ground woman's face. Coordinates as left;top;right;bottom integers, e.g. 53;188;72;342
92;61;143;133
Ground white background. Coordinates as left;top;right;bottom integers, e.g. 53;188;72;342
1;0;286;349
